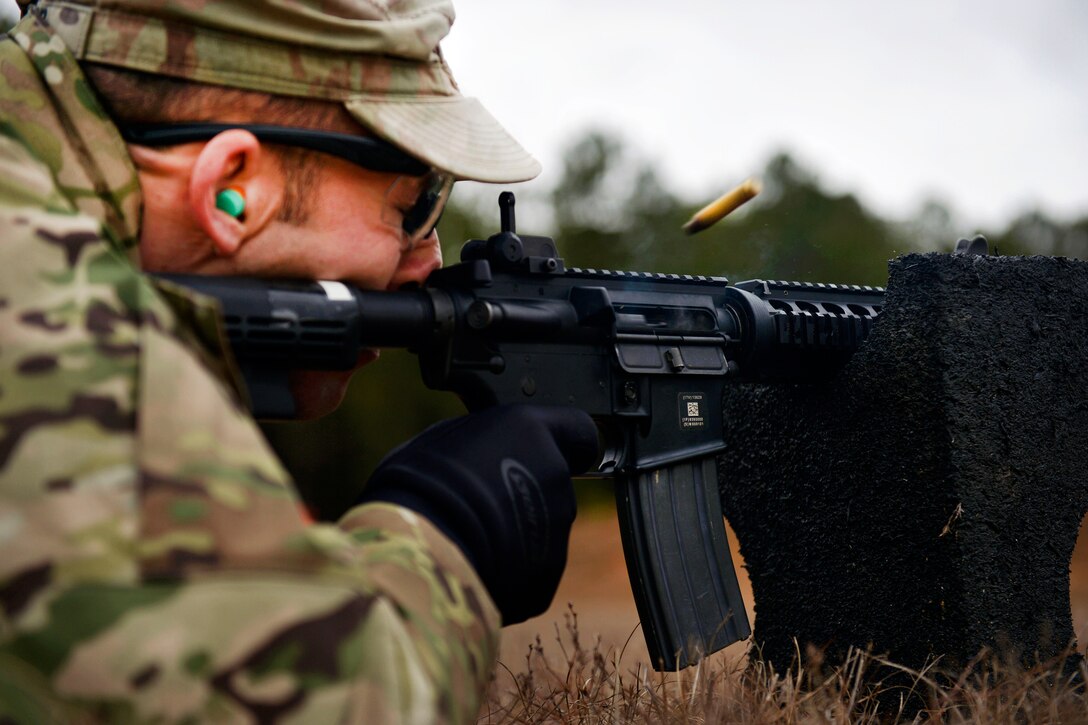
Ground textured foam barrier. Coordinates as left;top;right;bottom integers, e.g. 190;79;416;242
719;252;1088;672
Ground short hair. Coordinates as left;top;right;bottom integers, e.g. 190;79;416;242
85;66;366;224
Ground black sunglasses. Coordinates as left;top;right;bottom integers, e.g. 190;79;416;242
119;123;452;244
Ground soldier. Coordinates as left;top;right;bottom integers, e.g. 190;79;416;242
0;1;598;722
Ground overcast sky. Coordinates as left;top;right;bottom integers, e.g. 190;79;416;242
442;1;1087;228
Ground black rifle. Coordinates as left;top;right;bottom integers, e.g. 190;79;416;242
161;192;884;669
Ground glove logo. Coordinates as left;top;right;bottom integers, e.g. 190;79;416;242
501;458;549;565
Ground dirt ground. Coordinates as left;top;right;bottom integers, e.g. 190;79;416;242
497;510;754;676
497;511;1088;677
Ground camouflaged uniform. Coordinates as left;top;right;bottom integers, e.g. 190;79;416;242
0;4;528;722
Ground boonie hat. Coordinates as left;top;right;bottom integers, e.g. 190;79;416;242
35;0;541;183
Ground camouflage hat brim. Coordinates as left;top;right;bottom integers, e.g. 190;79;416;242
347;96;541;183
37;0;542;184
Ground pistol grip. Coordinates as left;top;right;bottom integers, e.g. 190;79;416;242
615;458;751;669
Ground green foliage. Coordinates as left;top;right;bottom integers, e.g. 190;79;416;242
550;131;685;273
434;186;495;264
695;153;902;286
265;128;1087;519
986;211;1088;258
543;136;905;287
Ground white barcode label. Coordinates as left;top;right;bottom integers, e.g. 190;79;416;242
679;393;706;429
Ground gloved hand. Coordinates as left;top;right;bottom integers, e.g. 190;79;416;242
359;404;599;625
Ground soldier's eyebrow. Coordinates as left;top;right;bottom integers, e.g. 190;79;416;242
118;123;430;177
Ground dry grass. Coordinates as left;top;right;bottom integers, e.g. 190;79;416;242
479;605;1088;724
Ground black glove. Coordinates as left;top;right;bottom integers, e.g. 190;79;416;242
359;404;599;625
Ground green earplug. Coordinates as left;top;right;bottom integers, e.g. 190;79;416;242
216;187;246;218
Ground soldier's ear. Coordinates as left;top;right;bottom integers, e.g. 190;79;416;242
189;130;284;256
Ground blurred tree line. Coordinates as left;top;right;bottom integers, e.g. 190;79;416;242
265;130;1088;519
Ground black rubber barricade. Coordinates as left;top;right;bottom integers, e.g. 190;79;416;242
720;252;1088;672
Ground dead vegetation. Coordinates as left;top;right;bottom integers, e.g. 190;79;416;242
479;605;1088;724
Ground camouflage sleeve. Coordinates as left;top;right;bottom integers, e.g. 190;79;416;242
0;188;500;724
36;506;500;724
0;29;500;720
